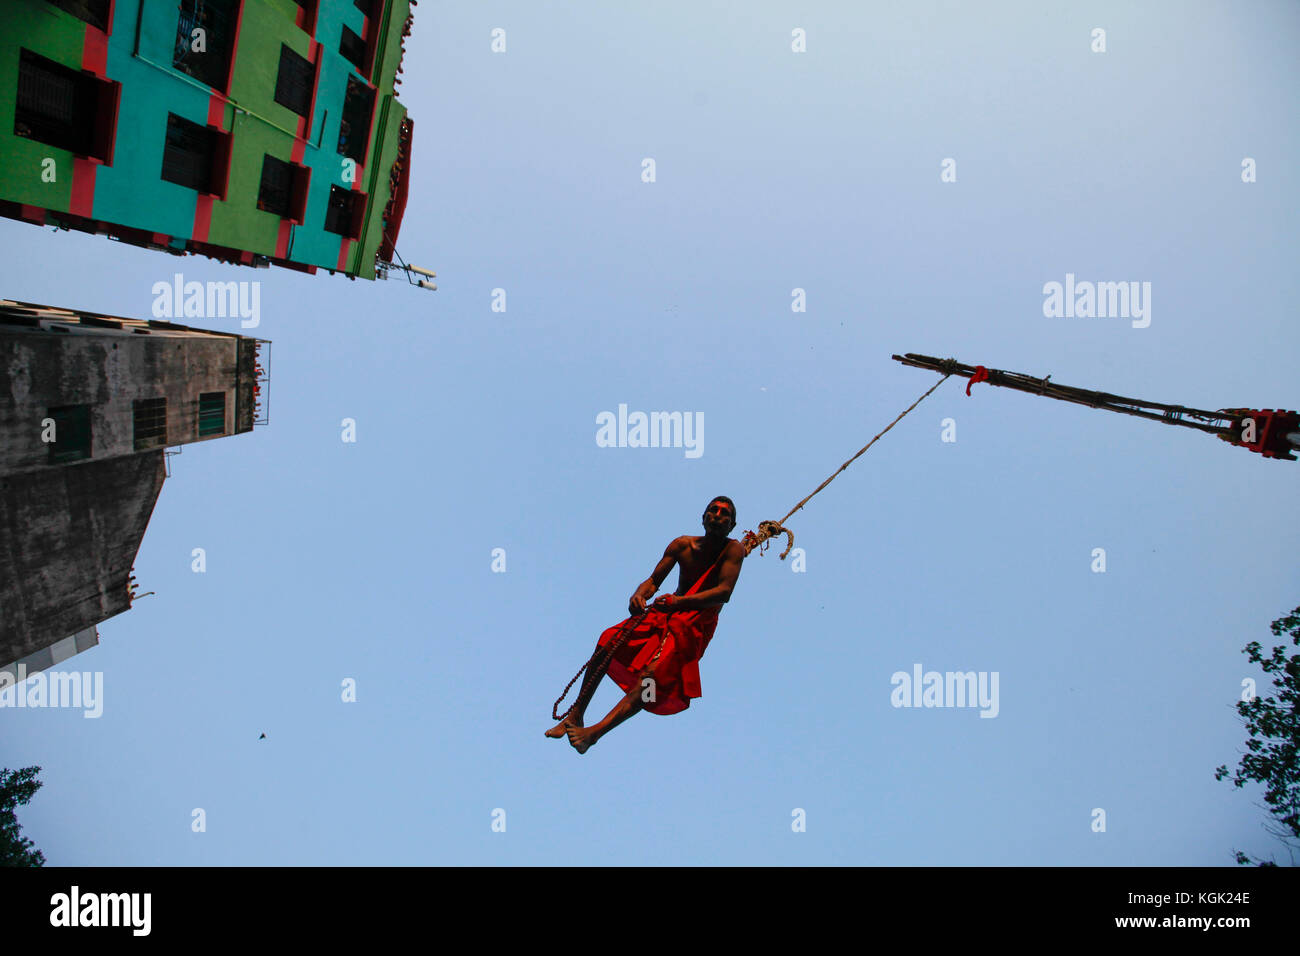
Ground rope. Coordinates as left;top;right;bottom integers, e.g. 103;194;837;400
740;372;953;558
551;607;652;722
552;371;953;720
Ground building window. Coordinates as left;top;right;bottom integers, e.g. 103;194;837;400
352;0;374;15
161;113;231;196
256;154;310;223
198;392;226;436
274;44;315;117
133;398;167;450
337;76;375;165
45;0;112;31
257;155;293;217
47;405;92;464
173;0;238;91
339;25;367;73
323;185;365;239
14;49;117;161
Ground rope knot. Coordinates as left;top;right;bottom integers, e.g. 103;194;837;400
742;520;795;559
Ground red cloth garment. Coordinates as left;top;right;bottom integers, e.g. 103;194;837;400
596;549;728;716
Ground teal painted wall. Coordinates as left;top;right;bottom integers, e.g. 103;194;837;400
95;0;207;240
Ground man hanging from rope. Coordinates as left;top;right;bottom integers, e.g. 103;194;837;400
545;497;746;754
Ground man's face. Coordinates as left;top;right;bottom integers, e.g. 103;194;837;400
703;500;735;535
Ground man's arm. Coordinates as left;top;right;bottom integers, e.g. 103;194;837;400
629;539;685;614
665;540;744;612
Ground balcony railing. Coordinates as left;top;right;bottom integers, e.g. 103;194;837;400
253;339;271;426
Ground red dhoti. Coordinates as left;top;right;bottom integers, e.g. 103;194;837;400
596;549;727;715
597;605;721;715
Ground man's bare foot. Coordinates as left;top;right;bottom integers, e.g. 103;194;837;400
545;716;578;739
566;725;598;754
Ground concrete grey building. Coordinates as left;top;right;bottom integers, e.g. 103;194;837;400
0;298;267;677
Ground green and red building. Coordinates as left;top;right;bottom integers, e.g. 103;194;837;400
1;0;414;279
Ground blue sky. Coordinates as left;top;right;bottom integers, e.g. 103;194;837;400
2;0;1298;865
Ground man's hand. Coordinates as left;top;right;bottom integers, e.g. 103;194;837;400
630;541;685;615
629;582;657;616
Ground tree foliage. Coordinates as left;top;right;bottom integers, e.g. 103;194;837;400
1215;606;1300;866
0;766;46;867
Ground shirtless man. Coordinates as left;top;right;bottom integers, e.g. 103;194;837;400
546;497;745;754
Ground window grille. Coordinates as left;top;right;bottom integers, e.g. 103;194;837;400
133;398;167;451
198;392;226;437
337;75;375;164
274;44;315;117
324;185;360;236
161;113;217;192
340;25;367;72
15;49;96;156
257;155;293;217
173;0;238;91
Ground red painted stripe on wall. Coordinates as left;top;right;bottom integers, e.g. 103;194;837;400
207;94;225;129
69;159;97;217
276;219;292;258
336;240;351;272
193;195;214;242
82;25;108;75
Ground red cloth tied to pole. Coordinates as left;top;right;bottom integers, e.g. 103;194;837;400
966;365;989;396
596;551;727;716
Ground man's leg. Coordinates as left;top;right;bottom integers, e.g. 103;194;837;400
565;666;654;754
545;640;610;737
